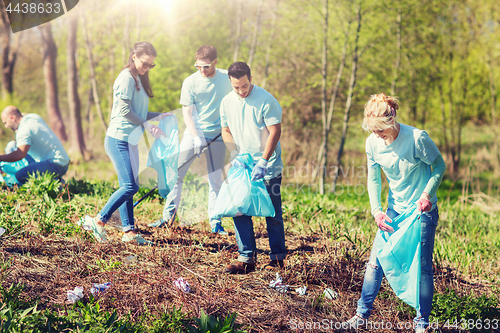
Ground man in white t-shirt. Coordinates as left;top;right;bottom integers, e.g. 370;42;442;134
0;106;70;184
150;46;232;233
220;61;286;274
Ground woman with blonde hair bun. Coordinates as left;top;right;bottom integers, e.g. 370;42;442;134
345;93;446;333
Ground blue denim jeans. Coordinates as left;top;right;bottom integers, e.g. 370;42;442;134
233;175;286;263
16;160;69;185
98;136;139;232
356;207;439;329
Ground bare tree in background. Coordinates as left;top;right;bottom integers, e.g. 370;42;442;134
233;0;243;62
0;1;21;101
40;23;68;142
247;0;265;68
67;13;86;158
261;0;280;89
313;25;349;185
82;12;108;132
390;1;401;96
319;0;329;194
332;5;363;189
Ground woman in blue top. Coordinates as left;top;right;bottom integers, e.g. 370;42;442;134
346;93;446;333
88;42;169;245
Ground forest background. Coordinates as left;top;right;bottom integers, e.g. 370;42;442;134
0;0;499;191
0;0;500;331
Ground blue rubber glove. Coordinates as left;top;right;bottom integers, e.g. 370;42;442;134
230;150;245;168
251;158;268;181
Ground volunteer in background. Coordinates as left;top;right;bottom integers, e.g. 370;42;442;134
151;45;232;234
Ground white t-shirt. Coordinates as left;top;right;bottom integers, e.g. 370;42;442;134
180;68;232;138
220;85;283;179
16;114;70;166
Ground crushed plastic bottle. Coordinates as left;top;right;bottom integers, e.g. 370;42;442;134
269;273;289;293
0;227;5;237
67;286;84;303
173;277;190;293
90;282;112;296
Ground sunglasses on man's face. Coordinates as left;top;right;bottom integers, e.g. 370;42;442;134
194;60;214;70
137;57;156;69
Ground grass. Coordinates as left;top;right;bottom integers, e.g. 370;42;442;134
0;170;499;332
1;121;500;331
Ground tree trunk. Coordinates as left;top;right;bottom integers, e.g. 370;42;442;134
247;0;265;68
67;13;86;158
313;26;348;183
123;1;130;64
319;0;328;195
332;6;362;189
82;13;108;132
487;58;499;176
40;23;68;142
233;0;243;62
390;2;401;96
85;87;94;142
0;2;21;102
136;2;141;42
261;0;280;89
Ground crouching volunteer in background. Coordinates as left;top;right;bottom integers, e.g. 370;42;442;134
220;61;286;274
0;106;70;184
345;93;446;333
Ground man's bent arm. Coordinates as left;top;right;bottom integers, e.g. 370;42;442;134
261;123;281;161
0;145;29;163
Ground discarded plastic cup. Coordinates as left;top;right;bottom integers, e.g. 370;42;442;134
91;282;112;296
173;277;190;293
123;255;137;265
0;227;5;237
67;286;84;303
323;288;338;300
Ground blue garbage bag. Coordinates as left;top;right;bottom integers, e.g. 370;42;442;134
376;203;421;309
147;115;179;201
0;159;30;186
211;153;275;219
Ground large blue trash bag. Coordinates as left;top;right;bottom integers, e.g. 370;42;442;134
147;115;180;202
376;203;422;309
0;159;30;186
211;153;275;220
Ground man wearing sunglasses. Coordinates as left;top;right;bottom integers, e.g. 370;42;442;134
150;45;232;234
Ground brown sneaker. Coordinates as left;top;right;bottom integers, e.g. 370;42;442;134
263;260;284;271
224;261;256;274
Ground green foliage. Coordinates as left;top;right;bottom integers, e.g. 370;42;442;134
66;177;116;198
431;289;500;326
18;172;61;200
187;310;246;333
0;283;244;333
95;258;123;272
147;306;189;333
0;283;135;332
0;201;27;237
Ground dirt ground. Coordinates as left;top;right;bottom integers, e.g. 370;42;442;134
0;219;495;332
